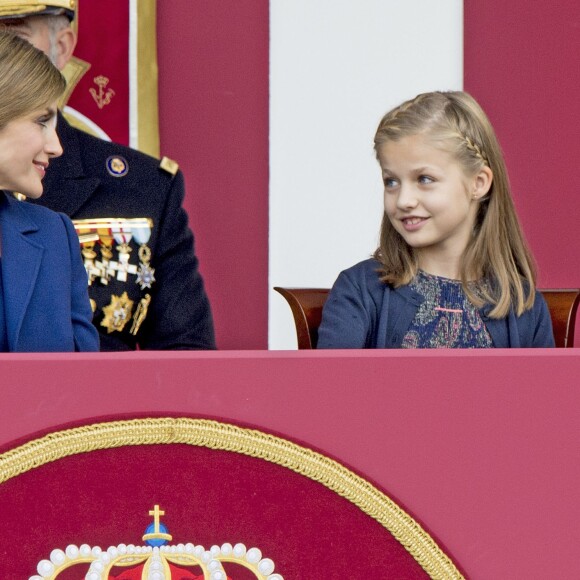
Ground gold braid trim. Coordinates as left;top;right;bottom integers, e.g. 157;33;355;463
0;418;464;580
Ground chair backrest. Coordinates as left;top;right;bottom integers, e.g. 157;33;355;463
275;286;580;349
538;289;580;348
274;287;329;349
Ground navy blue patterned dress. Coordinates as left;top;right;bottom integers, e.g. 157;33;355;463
402;270;493;349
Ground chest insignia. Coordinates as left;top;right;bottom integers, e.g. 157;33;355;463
133;220;156;290
101;292;134;334
74;218;155;336
106;155;129;177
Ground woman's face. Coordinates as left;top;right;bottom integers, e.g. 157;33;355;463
0;103;62;198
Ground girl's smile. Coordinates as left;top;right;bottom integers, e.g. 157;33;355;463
400;215;430;231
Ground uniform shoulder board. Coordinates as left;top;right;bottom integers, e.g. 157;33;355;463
159;156;179;176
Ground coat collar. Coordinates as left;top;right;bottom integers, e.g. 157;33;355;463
0;193;43;350
38;113;101;217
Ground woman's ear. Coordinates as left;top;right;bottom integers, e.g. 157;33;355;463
472;166;493;200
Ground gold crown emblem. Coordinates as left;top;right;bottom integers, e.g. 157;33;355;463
31;505;283;580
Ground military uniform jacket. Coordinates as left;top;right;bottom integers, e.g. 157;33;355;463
31;116;215;351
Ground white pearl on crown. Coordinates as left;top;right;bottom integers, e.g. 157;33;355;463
208;559;220;571
246;547;262;564
37;559;54;577
233;542;246;558
66;545;80;559
259;558;275;575
50;549;66;566
80;544;92;557
220;542;233;555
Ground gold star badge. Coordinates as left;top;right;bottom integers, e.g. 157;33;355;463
101;292;134;333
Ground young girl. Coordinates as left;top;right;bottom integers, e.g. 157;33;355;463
318;91;554;349
0;31;98;351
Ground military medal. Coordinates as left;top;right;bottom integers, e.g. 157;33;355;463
79;237;100;285
132;219;156;290
101;292;134;333
95;226;115;285
130;293;151;335
111;225;137;282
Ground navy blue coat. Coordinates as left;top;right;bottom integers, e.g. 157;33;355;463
318;259;555;349
0;192;99;352
31;116;215;351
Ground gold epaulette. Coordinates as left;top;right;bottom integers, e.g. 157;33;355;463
159;156;179;175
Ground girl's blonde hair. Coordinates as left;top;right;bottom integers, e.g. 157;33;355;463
0;31;66;130
373;91;536;318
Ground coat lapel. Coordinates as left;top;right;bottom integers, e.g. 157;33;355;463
37;113;100;217
0;194;44;351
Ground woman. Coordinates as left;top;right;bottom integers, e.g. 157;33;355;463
0;31;98;351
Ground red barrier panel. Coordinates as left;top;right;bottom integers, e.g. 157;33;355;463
0;350;578;579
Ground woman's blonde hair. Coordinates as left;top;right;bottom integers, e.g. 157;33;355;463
373;91;536;318
0;31;66;130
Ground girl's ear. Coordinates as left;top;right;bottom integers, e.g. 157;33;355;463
472;166;493;200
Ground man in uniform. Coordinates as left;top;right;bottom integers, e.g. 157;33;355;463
0;1;216;350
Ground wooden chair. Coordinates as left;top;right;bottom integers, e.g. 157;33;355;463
275;286;580;349
274;287;329;349
539;289;580;348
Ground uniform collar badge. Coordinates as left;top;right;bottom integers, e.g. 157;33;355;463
106;156;129;177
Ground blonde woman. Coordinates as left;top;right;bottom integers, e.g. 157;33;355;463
318;91;554;349
0;31;98;351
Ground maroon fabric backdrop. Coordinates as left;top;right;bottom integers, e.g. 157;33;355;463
68;0;131;145
157;1;270;349
464;1;580;288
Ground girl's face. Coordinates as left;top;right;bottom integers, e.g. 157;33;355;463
0;103;62;198
378;133;488;272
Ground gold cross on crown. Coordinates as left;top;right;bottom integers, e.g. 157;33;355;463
142;504;172;543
